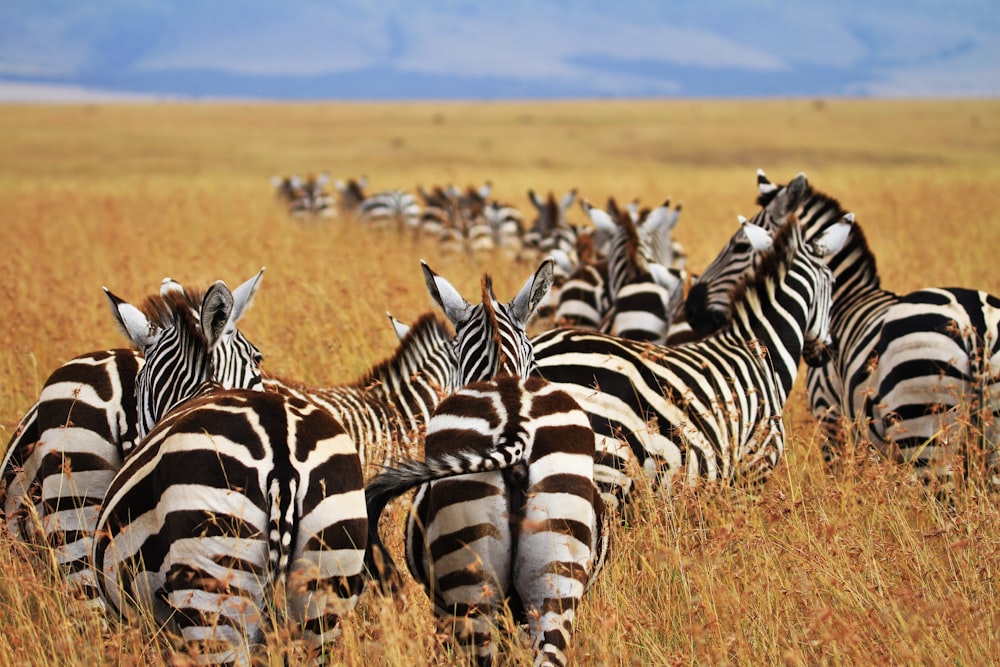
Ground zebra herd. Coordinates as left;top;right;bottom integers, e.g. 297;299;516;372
2;168;998;664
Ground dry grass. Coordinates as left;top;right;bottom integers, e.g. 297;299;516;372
1;98;999;665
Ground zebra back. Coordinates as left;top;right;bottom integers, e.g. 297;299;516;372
105;268;265;440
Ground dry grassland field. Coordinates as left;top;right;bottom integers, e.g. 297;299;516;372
1;99;999;665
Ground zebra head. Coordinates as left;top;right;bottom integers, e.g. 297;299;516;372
104;268;265;440
735;214;852;366
685;171;813;336
422;258;555;387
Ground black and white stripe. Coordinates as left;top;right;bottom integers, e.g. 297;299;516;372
367;258;609;667
532;215;849;512
1;274;264;611
93;278;366;663
685;170;1000;490
357;188;422;230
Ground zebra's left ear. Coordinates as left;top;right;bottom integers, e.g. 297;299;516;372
226;268;265;335
422;260;472;325
512;257;555;324
387;311;410;341
560;189;578;211
644;198;681;233
740;216;774;251
584;200;617;234
810;214;854;258
104;287;159;350
200;281;236;350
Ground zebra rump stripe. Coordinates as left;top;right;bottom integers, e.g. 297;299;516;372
867;287;1000;485
532;215;847;511
94;390;367;664
368;258;608;667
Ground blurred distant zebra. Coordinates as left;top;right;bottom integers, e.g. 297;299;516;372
357;187;421;231
522;188;579;260
334;176;368;216
93;278;366;664
685;170;1000;490
367;258;609;667
532;214;850;511
271;172;334;218
1;272;264;611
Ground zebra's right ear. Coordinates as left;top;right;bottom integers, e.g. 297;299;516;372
226;268;264;335
422;260;471;326
200;281;236;350
528;189;544;211
511;257;555;324
104;287;159;350
584;200;617;234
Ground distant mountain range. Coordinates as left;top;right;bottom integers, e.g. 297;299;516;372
2;1;998;101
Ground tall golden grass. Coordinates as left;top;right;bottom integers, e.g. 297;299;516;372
1;99;998;665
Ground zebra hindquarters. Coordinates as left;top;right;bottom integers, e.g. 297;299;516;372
409;472;513;666
515;403;601;667
286;425;368;656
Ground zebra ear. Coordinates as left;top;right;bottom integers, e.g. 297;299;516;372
290;174;303;189
549;248;575;274
757;168;778;196
528;189;544;210
584;200;617;233
160;277;184;296
387;311;410;341
644;199;680;233
104;287;159;350
422;260;472;325
200;281;236;350
811;215;853;257
512;258;555;323
648;262;682;291
478;181;493;199
315;172;330;187
226;268;264;335
560;189;578;211
740;217;774;251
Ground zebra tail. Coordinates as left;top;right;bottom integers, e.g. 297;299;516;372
266;477;297;591
364;445;527;591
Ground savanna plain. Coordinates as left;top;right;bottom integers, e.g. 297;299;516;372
0;99;998;666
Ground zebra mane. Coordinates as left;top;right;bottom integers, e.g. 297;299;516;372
728;214;802;308
481;274;507;371
138;287;205;336
360;312;453;386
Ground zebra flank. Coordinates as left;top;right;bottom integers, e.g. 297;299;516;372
367;259;608;667
356;188;421;230
533;214;848;512
93;389;367;664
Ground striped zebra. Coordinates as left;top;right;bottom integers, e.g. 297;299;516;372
367;259;610;667
1;272;265;610
270;173;334;218
552;198;682;344
93;280;366;664
685;170;1000;490
531;214;850;512
334;176;368;216
522;189;579;260
357;187;422;230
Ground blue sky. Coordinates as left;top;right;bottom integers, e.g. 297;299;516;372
1;1;998;101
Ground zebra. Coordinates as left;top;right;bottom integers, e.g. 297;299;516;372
366;258;610;667
522;189;579;260
684;170;1000;490
271;173;334;218
93;279;366;664
572;199;682;344
357;187;422;231
531;214;850;512
334;176;368;216
1;272;265;611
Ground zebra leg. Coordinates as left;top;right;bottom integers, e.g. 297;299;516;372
426;474;511;666
286;487;368;659
514;446;597;667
